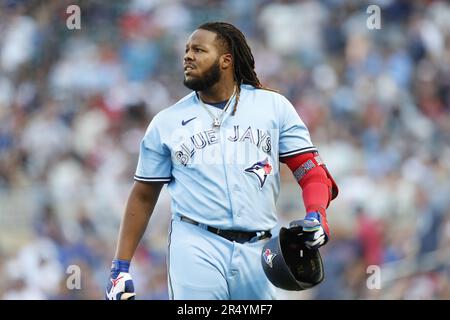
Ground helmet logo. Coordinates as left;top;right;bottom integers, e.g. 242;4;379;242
263;248;277;268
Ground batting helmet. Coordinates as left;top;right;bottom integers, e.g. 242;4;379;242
261;226;324;291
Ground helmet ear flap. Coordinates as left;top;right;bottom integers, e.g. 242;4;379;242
261;227;325;291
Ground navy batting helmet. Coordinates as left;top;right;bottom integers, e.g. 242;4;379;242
261;227;324;291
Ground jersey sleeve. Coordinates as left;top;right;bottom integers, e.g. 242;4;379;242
278;95;317;159
134;117;172;183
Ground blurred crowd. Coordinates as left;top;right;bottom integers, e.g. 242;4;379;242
1;0;450;300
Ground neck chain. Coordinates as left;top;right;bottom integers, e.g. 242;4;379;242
197;85;237;129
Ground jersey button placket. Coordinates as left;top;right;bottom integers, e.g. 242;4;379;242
218;117;237;224
232;185;242;218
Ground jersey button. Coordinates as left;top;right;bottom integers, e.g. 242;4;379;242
233;185;241;191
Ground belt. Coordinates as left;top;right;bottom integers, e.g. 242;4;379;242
180;216;271;244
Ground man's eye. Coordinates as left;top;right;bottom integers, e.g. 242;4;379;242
195;48;204;52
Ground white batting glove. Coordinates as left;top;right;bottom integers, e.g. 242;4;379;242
106;260;136;300
289;211;330;250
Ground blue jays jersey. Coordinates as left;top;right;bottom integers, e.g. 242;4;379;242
135;84;316;231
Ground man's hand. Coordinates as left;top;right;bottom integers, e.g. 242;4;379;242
106;260;136;300
289;211;330;250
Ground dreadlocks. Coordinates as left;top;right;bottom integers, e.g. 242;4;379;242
198;22;266;115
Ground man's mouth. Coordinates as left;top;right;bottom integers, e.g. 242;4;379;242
184;64;195;72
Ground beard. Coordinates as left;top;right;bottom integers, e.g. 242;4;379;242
183;59;221;91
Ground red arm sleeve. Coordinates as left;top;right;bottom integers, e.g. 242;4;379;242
281;152;338;217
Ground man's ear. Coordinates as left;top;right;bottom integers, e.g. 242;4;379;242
220;53;233;70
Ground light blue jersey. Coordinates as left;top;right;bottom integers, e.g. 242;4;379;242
135;84;315;231
135;84;316;299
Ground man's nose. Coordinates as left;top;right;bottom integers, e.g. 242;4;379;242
184;49;194;62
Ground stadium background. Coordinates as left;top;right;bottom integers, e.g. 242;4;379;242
1;0;450;299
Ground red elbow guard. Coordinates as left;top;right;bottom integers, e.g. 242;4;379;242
282;152;339;211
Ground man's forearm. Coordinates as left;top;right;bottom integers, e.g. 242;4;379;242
114;181;164;261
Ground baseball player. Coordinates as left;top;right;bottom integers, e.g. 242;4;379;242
106;21;338;300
